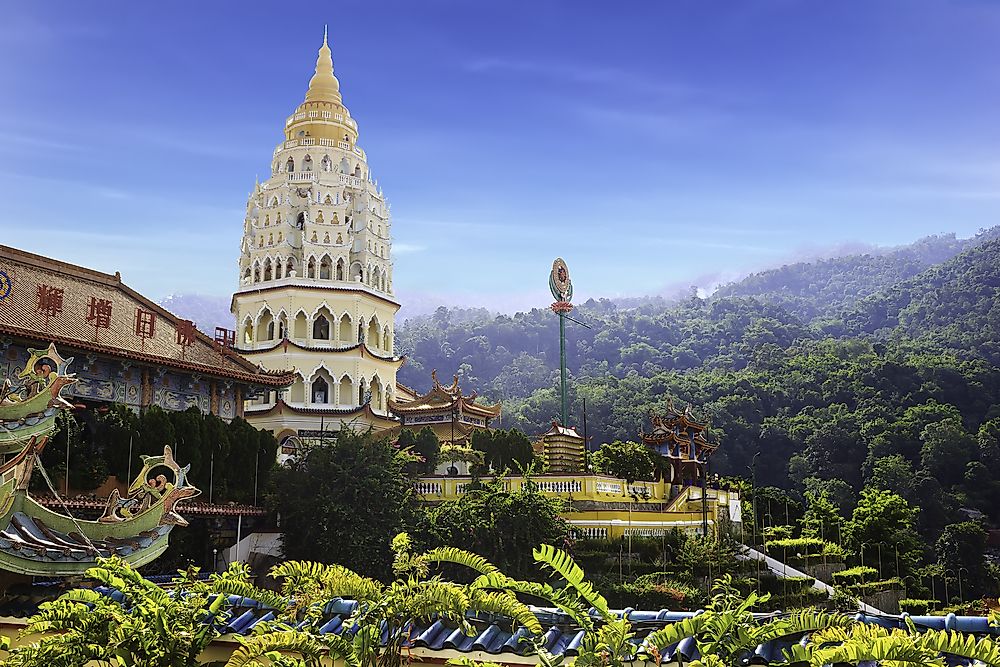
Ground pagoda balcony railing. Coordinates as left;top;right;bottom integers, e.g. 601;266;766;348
275;138;367;161
413;475;668;502
286;112;357;130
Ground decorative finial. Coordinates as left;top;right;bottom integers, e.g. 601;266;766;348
305;25;341;104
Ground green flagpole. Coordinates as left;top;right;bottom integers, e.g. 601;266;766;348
559;310;568;427
549;258;573;426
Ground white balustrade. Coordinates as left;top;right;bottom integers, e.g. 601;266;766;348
413;481;442;495
596;481;623;495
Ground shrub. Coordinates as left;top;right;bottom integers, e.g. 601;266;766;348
832;565;878;586
899;598;936;614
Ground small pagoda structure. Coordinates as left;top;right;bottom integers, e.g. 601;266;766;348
640;401;717;486
387;371;501;445
536;422;586;474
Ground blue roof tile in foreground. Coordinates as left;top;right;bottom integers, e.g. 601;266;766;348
3;587;997;666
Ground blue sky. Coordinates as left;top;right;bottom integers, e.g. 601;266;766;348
2;1;999;313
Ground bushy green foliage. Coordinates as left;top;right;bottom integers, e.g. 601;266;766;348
469;428;535;473
269;430;419;579
591;440;657;482
899;598;936;614
412;476;568;579
832;566;878;586
398;427;440;474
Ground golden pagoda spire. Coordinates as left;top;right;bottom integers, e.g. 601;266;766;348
305;25;342;104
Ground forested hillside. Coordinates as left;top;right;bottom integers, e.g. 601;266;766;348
713;228;999;322
395;228;1000;542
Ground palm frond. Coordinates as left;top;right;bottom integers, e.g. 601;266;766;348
420;547;499;575
469;590;542;636
916;629;1000;666
532;544;609;617
641;614;710;657
226;630;357;667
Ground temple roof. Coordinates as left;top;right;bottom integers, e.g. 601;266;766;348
244;398;397;427
539;422;584;440
388;370;501;419
0;245;293;388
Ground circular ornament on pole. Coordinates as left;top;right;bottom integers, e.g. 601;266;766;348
549;257;573;305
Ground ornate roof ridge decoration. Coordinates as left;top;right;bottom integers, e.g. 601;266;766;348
0;346;200;575
386;369;500;419
0;244;293;388
236;338;404;366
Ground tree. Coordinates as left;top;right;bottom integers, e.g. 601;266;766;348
935;521;993;600
919;417;976;487
413;476;568;578
845;488;923;578
800;491;842;541
268;430;418;579
470;429;534;473
866;454;915;498
591;440;657;483
398;427;441;474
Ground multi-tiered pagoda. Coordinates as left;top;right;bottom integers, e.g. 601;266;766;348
640;401;717;486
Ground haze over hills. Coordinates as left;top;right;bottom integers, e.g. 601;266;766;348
159;228;996;334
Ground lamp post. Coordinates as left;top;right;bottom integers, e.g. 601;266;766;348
748;451;760;548
957;567;968;605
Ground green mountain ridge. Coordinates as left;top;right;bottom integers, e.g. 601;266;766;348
396;228;1000;548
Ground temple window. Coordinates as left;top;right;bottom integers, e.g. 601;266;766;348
242;320;254;344
286;158;294;173
303;155;313;171
311;232;318;242
312;315;330;340
321;155;332;172
354;164;361;177
324;233;330;243
286;258;295;277
263;259;272;281
296;213;304;229
307;257;316;279
337;313;352;341
277;231;283;243
316;211;324;223
319;256;332;279
253;263;260;282
339;375;352;406
336;258;345;280
267;233;273;246
325;194;333;205
267;321;275;340
265;215;270;226
276;213;282;224
275;262;283;279
336;233;342;244
312;377;329;404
